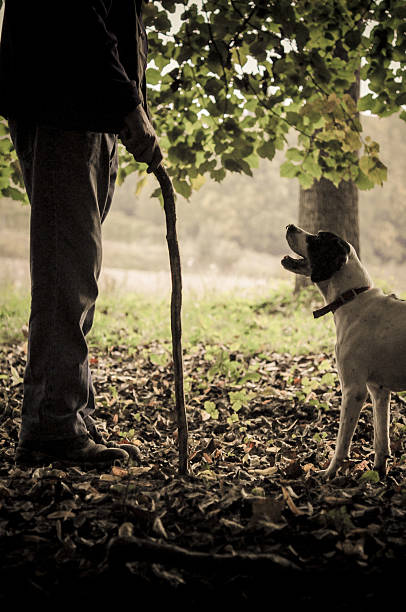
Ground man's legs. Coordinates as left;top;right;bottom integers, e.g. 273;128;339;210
9;121;128;465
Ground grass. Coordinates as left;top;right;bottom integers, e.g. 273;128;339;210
0;285;31;344
2;278;403;357
0;281;337;355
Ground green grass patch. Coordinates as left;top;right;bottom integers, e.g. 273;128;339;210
0;284;30;344
87;283;338;355
0;281;338;356
2;279;403;357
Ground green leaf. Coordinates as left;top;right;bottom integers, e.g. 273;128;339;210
395;92;406;106
153;11;172;33
320;373;336;386
354;169;375;190
1;186;27;202
190;174;206;191
149;352;168;366
295;23;309;50
203;401;219;420
160;0;177;13
211;168;226;182
154;54;171;72
358;93;376;112
280;161;300;179
222;157;253;176
257;140;276;160
146;68;161;85
204;77;223;96
285;148;304;162
302;155;322;179
345;29;362;50
359;155;373;174
298;172;315;189
173;178;192;199
368;159;388;185
359;470;380;483
239;371;261;384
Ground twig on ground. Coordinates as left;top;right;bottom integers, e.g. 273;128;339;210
107;535;300;572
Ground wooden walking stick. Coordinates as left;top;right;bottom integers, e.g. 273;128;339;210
153;165;189;475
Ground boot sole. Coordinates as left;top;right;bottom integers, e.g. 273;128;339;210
15;447;127;469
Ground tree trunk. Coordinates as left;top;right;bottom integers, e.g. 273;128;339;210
295;62;361;293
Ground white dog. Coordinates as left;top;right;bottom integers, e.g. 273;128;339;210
281;224;406;479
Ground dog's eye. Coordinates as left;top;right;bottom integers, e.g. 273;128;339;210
317;231;337;242
306;234;321;249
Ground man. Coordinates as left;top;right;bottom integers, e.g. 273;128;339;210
0;0;162;467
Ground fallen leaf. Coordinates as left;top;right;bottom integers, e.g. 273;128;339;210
153;517;168;539
202;452;213;464
253;466;278;477
111;465;128;478
118;522;134;537
128;466;152;476
47;510;75;520
281;486;303;515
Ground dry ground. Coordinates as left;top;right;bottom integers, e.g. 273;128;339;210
1;341;406;610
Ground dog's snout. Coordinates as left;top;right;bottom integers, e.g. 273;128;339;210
286;224;299;233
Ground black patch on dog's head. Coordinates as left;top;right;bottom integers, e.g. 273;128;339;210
307;231;350;282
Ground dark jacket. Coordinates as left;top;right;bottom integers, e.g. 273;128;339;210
0;0;148;132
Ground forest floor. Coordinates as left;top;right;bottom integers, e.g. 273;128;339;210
1;338;406;610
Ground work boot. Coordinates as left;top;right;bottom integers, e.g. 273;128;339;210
104;440;142;462
15;435;129;468
84;414;142;462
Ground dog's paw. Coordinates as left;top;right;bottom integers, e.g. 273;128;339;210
315;468;336;480
373;458;389;480
317;458;354;480
316;460;343;479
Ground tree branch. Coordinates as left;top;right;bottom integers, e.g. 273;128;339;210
153;165;189;475
107;535;300;572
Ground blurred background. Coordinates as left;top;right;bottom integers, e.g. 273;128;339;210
1;5;405;297
1;112;405;296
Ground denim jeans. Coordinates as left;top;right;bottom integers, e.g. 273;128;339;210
9;120;118;442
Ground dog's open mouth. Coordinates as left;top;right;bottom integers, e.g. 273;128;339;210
281;253;308;272
281;228;311;275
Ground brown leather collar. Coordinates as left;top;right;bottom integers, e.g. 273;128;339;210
313;286;371;319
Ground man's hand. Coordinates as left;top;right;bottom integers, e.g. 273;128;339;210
120;105;163;173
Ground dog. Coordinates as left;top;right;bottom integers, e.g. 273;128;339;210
281;224;406;479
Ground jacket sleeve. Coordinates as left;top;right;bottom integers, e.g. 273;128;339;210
0;0;145;130
70;0;143;117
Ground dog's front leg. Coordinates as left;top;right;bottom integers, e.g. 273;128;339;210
319;384;367;479
367;383;391;478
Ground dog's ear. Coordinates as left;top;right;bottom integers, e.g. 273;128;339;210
307;232;350;283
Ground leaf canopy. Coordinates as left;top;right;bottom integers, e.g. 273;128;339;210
1;0;405;199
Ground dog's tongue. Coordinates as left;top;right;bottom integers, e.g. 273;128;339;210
282;254;302;262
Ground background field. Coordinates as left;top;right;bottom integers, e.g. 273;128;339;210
1;113;406;298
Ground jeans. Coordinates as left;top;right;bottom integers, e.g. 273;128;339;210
9;120;118;442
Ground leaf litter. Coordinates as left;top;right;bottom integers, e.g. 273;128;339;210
0;341;406;610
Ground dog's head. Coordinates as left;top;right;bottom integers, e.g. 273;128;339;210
281;225;351;283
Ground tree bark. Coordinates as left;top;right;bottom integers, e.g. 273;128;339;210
295;61;361;293
295;178;360;292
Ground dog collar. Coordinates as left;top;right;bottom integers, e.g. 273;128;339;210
313;286;371;319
